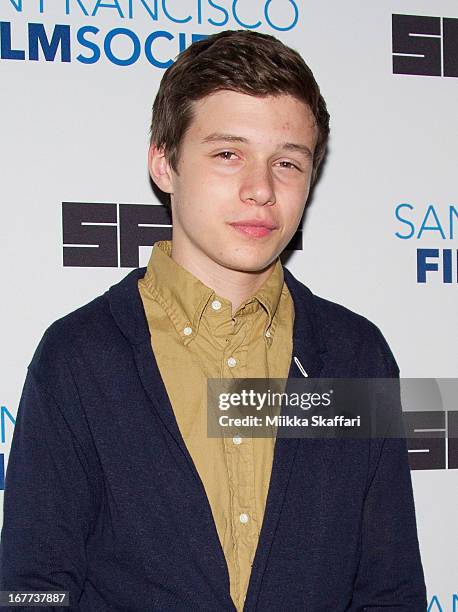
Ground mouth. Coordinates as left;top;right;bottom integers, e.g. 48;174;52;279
229;219;278;239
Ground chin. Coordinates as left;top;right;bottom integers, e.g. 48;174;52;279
218;251;277;274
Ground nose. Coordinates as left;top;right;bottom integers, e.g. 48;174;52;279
239;163;276;206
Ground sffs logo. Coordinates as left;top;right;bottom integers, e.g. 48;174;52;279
62;202;302;267
392;14;458;77
406;411;458;471
62;202;171;268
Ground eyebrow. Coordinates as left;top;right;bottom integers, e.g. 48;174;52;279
201;132;313;160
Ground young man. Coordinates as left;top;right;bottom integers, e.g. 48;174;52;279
1;30;426;611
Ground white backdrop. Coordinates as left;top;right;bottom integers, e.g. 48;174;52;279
1;1;457;609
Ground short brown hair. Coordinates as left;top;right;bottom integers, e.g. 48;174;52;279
150;29;329;186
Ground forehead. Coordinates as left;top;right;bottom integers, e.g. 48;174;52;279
186;90;318;147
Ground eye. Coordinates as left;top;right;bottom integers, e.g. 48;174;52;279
215;151;238;160
276;160;301;171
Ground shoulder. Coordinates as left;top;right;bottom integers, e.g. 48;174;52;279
29;268;146;384
29;293;112;381
317;294;399;374
283;267;399;377
313;291;385;344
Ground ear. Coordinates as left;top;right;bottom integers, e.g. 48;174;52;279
148;144;174;194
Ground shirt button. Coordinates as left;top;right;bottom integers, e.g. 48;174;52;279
265;329;271;338
239;513;249;524
211;300;222;310
227;357;237;368
183;326;193;336
233;436;242;445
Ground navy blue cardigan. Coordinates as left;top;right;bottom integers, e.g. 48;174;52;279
0;266;426;611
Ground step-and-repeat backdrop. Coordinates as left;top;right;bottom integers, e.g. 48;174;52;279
1;0;456;609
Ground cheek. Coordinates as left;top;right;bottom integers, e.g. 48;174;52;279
179;161;232;200
277;184;308;218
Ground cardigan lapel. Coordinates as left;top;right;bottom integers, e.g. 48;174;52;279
109;267;208;481
243;266;327;611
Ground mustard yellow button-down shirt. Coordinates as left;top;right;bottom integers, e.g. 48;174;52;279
138;240;294;611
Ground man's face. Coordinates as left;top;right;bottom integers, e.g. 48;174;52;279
150;90;318;275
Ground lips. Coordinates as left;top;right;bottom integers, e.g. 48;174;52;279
229;218;278;238
230;219;277;229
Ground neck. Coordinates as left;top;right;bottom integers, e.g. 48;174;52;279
170;240;276;316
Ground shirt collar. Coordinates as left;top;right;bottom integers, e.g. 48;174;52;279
141;240;285;345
